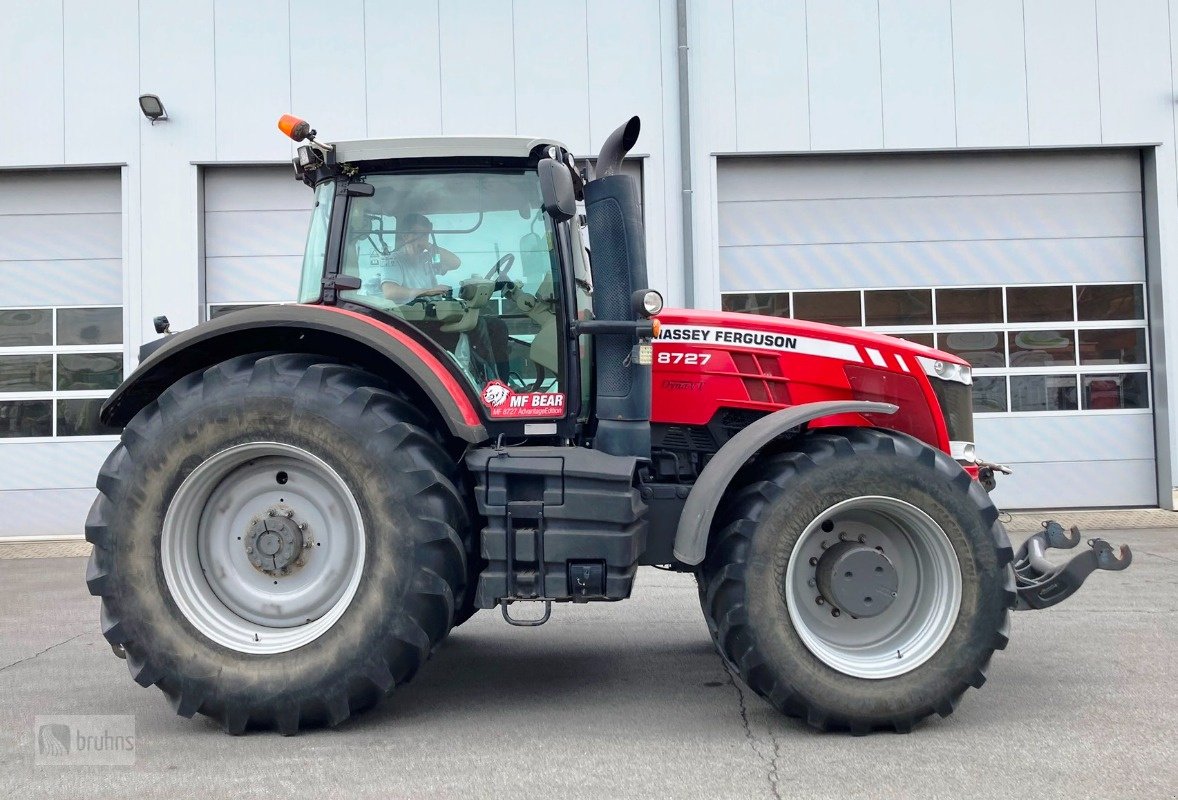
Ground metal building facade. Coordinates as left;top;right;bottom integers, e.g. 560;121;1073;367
2;0;1177;536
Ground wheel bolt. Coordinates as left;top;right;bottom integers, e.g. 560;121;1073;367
815;596;825;605
820;541;829;550
831;608;841;618
858;534;867;544
808;556;818;566
267;509;276;517
807;578;816;588
245;546;253;554
284;509;294;518
297;522;307;530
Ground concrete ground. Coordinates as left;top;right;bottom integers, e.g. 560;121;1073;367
0;528;1174;800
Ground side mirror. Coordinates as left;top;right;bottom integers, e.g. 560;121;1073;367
538;158;576;223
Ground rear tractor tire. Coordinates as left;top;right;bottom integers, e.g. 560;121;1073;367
85;353;470;734
699;427;1016;733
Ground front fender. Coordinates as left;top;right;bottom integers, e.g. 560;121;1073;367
672;400;897;566
102;304;488;443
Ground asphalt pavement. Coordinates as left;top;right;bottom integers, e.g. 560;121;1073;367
0;527;1174;800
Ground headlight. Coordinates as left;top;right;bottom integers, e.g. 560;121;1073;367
916;355;972;385
633;289;664;317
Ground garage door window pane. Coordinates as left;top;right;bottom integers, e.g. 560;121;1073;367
57;308;122;345
935;288;1003;325
1007;286;1073;323
1079;328;1146;365
0;400;52;437
721;292;789;317
0;355;53;392
890;332;934;348
1011;330;1075;366
1082;373;1148;410
1010;375;1078;412
57;353;123;391
939;331;1005;368
864;289;931;326
0;309;52;347
973;377;1007;413
57;398;120;436
794;291;861;326
1077;284;1144;321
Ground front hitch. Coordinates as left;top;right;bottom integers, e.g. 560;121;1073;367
1013;520;1132;610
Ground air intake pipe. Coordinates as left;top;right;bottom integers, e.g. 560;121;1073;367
583;116;652;460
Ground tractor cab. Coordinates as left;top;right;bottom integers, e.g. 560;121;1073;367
294;135;589;436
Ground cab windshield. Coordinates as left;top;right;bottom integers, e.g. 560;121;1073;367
334;170;566;410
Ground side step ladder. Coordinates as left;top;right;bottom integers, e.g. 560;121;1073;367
500;500;553;627
1013;520;1132;610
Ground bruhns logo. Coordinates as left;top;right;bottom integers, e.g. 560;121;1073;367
37;724;70;756
34;716;136;766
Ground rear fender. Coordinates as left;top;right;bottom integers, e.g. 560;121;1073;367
672;400;897;566
102;304;488;443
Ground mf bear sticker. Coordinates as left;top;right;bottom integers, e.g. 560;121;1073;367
480;381;566;418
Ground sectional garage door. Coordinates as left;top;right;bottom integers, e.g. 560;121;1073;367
0;168;124;537
718;151;1155;509
202;166;314;319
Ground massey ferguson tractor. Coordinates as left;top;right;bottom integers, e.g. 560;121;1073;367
85;115;1131;735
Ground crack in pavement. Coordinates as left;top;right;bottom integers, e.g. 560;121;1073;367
0;634;86;674
724;666;784;800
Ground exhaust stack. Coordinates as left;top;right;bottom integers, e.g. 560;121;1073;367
583;117;652;460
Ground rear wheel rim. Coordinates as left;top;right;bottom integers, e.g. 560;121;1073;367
162;442;366;655
784;495;962;679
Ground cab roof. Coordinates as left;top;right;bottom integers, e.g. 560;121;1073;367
332;135;569;163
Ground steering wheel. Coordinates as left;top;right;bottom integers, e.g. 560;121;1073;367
484;253;515;281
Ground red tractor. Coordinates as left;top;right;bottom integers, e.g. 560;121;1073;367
87;115;1130;735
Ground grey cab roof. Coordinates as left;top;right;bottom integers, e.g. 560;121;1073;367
331;135;569;163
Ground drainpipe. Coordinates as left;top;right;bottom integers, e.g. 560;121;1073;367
677;0;695;307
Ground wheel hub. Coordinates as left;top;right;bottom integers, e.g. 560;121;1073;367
245;507;310;576
815;540;899;618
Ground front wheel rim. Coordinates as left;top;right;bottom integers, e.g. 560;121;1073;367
162;442;366;655
784;495;962;679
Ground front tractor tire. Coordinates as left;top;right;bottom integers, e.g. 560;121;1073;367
699;428;1016;734
85;354;470;734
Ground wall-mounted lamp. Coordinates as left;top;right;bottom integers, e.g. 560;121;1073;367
138;94;167;123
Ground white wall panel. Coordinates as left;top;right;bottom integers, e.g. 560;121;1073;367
979;414;1157;507
0;169;122;307
513;0;590;154
732;0;809;152
0;0;65;166
365;0;442;137
951;0;1029;147
63;0;138;165
589;0;668;152
0;441;117;491
878;0;955;149
718;151;1141;200
720;237;1145;292
0;488;97;539
719;193;1142;246
203;167;312;306
138;0;217;343
1097;0;1172;144
439;0;516;134
1023;0;1101;145
806;0;883;151
290;0;368;141
213;0;292;161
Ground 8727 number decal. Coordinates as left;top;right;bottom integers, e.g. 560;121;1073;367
656;352;712;365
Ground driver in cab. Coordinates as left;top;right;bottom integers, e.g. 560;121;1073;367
380;213;461;302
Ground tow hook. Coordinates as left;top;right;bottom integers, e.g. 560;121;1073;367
1013;520;1132;610
976;459;1013;493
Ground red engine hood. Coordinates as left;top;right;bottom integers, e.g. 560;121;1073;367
656;308;968;367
